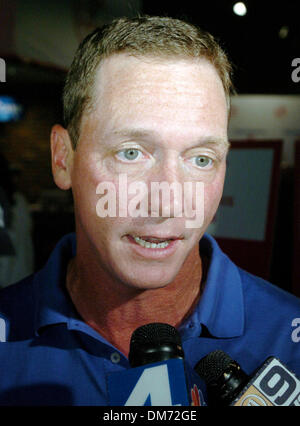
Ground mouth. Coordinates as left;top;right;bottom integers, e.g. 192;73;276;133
133;236;172;249
126;234;183;250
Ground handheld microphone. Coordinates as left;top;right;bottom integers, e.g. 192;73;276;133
107;323;206;406
195;350;300;406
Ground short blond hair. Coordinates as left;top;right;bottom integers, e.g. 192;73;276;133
63;15;234;149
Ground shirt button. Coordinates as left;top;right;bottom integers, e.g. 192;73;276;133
110;352;121;364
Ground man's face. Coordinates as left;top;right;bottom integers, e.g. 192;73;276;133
70;54;229;290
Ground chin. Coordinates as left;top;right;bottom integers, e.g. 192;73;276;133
117;265;179;291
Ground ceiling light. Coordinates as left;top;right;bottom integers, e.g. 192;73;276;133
279;26;289;39
233;2;247;16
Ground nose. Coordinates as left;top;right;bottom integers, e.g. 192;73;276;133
147;152;184;219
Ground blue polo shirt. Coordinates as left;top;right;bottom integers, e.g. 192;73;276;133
0;233;299;406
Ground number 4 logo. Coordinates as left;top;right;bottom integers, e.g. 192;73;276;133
125;364;174;406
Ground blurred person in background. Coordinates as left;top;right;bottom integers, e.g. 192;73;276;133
0;186;15;287
0;153;34;287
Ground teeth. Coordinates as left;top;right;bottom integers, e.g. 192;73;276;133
134;236;170;249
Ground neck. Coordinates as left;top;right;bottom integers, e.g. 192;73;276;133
66;244;203;358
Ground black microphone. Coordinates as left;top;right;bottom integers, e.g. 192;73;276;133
107;323;206;406
128;322;184;367
195;350;300;406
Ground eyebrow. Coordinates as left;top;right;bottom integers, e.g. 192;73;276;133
112;127;230;150
112;128;156;140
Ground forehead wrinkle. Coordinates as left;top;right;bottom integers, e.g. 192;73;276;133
93;53;227;107
82;55;229;148
110;127;229;153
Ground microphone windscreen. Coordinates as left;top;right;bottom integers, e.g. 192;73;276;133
195;350;233;384
130;322;182;347
129;323;184;367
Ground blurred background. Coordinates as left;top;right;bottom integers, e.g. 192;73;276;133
0;0;299;296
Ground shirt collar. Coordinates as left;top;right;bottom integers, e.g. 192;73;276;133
35;233;245;339
34;233;77;334
179;233;245;340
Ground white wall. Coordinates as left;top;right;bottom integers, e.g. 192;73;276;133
229;95;300;166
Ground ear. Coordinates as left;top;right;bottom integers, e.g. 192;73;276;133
50;124;74;190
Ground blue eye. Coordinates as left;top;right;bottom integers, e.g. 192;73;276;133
193;156;213;168
116;148;142;162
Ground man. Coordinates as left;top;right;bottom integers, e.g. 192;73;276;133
0;16;299;406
